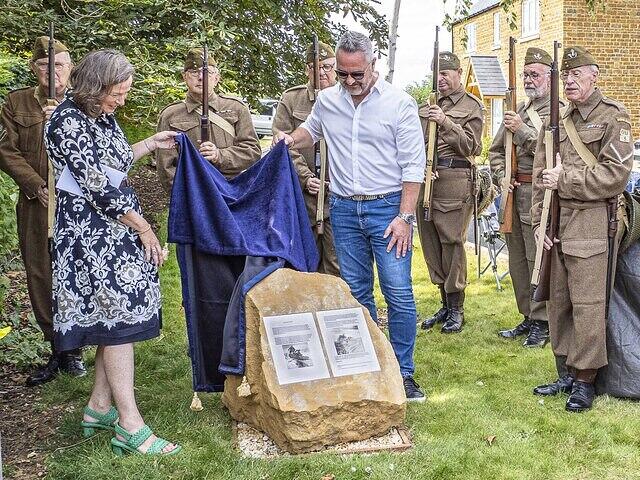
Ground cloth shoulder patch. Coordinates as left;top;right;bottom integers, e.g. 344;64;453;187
620;128;631;143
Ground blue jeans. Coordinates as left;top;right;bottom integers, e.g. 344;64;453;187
329;191;417;377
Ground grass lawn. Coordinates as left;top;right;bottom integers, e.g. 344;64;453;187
41;227;640;480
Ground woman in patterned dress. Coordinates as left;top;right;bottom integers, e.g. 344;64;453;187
45;50;180;455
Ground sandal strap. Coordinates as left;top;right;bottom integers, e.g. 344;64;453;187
114;423;153;449
146;437;171;454
83;406;118;426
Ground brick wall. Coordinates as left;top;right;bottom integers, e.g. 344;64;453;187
453;1;564;137
564;0;640;139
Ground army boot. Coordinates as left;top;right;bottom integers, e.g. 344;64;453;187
523;320;549;347
421;284;448;330
498;316;532;338
533;355;574;395
441;291;464;333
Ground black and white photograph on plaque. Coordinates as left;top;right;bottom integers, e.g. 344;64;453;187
316;307;381;377
263;312;330;385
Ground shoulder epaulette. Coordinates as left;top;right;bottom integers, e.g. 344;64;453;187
158;100;185;116
218;93;247;106
466;92;484;109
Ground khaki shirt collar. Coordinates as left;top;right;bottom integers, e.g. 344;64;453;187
185;92;220;113
568;88;602;121
530;93;551;111
443;85;465;105
34;86;68;108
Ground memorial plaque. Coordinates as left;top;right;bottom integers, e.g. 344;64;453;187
263;312;330;385
316;307;381;377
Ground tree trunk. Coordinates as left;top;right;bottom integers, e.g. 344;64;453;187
386;0;401;83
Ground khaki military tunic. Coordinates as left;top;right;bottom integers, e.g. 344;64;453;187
0;86;54;342
531;88;633;371
272;83;339;276
489;95;553;323
156;92;261;190
416;85;484;294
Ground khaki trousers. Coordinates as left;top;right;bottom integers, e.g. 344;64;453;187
505;183;547;321
417;167;473;293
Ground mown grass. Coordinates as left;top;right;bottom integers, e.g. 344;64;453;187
41;230;640;480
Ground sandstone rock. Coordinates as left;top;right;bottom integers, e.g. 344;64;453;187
222;268;406;453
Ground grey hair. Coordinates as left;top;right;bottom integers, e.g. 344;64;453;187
588;64;599;75
336;31;374;62
70;49;134;117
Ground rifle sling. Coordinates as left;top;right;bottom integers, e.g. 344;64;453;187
525;103;543;132
562;110;598;168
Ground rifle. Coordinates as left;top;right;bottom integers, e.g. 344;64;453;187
531;41;561;301
312;34;328;235
498;36;517;234
422;26;439;221
605;197;619;318
200;44;210;143
472;165;479;256
46;22;56;240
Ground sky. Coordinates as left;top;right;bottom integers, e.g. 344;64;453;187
335;0;457;89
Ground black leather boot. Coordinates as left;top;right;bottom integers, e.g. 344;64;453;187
26;352;61;387
421;284;448;330
523;320;549;348
441;291;464;333
498;316;532;338
565;381;595;412
60;349;87;377
533;374;574;396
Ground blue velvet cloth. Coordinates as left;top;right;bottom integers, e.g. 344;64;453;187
168;134;319;391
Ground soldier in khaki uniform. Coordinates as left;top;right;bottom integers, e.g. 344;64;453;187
156;48;261;190
417;52;484;334
272;41;339;275
531;47;633;412
0;37;86;385
490;47;557;348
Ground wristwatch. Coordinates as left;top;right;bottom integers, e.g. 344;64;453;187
397;212;416;225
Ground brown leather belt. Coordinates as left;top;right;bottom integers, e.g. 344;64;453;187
437;158;471;169
515;173;532;183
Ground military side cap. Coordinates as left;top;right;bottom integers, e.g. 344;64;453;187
562;46;598;71
31;36;69;61
439;51;460;71
524;47;552;67
305;41;335;64
184;48;217;71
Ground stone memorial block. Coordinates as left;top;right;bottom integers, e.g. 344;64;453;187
222;268;406;454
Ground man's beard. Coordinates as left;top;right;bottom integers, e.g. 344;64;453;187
525;86;546;99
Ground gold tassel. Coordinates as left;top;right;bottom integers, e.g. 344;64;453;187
190;392;203;411
237;376;251;397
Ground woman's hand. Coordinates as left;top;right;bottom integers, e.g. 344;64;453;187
138;227;165;267
150;131;179;150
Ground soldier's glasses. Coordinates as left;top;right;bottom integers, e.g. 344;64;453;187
560;70;586;81
185;68;218;78
310;63;335;72
33;62;70;71
519;72;545;80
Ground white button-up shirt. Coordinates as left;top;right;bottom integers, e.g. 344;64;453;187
300;75;425;197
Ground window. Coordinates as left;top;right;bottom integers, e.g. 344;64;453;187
522;0;540;37
466;23;477;53
493;12;501;48
492;99;504;138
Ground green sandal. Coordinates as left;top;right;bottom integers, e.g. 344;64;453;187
110;423;181;456
80;406;119;438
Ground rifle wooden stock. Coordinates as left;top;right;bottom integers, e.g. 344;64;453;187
531;41;561;302
422;26;439;222
200;44;210;143
315;139;328;234
47;24;56;239
498;37;517;234
311;34;327;236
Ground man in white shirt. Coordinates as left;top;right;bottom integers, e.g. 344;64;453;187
275;31;426;402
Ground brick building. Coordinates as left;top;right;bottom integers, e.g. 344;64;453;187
452;0;640;140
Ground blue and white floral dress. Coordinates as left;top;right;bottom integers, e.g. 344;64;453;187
45;97;161;351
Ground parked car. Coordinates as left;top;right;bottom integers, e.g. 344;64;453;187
251;99;278;138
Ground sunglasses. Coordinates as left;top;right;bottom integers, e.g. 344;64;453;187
335;62;372;81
